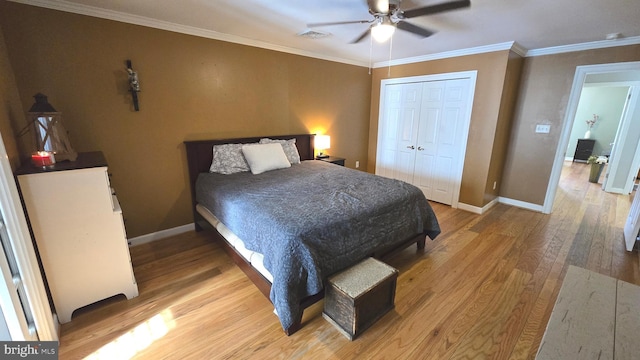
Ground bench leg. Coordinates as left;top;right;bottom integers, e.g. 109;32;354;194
417;238;426;250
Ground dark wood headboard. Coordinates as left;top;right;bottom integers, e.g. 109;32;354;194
184;134;315;229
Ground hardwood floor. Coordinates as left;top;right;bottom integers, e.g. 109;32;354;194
58;161;639;359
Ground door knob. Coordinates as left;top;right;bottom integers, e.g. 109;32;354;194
407;145;415;149
418;146;424;151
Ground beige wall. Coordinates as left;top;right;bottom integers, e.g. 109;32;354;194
6;2;639;236
501;45;640;205
368;50;511;207
485;51;523;204
0;2;372;237
0;24;25;171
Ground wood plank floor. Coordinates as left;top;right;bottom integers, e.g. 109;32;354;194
58;161;639;359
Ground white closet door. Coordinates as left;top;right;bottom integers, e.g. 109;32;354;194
377;71;476;207
377;82;423;182
415;78;471;205
395;83;423;183
413;80;445;199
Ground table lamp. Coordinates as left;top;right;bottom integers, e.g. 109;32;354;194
315;135;330;159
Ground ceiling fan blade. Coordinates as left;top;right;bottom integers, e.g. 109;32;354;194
350;28;371;43
403;0;471;18
368;0;389;14
397;21;435;38
307;19;372;27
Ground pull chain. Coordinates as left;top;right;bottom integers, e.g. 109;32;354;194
387;35;393;77
368;34;373;75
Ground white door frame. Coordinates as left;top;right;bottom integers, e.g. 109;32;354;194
603;86;640;194
377;70;477;208
543;61;640;213
0;132;58;340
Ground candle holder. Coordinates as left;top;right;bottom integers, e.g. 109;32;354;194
26;93;77;161
31;151;56;167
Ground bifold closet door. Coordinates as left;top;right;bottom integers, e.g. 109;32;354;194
377;77;472;206
376;82;423;182
413;78;471;205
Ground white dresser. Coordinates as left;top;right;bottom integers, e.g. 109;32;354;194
17;152;138;323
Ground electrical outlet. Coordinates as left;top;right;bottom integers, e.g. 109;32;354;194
355;161;360;168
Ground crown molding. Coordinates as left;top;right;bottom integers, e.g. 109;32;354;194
7;0;369;68
9;0;640;68
510;42;528;57
525;36;640;57
373;41;518;68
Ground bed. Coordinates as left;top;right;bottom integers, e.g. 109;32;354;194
184;134;440;335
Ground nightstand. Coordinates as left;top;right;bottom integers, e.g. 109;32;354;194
573;139;595;162
318;156;345;166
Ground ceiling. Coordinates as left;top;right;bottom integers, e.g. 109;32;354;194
13;0;640;66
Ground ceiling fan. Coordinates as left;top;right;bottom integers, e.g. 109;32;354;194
307;0;471;43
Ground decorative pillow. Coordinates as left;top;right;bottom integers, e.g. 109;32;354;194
209;143;250;174
259;138;301;164
242;143;291;174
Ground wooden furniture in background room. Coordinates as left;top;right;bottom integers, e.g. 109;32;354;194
573;139;596;162
16;151;138;323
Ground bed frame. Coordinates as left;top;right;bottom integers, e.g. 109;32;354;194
184;134;426;335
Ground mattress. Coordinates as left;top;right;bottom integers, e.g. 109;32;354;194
196;203;273;283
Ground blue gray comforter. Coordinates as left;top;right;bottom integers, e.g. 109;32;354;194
195;160;440;331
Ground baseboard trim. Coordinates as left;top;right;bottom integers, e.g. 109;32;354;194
457;198;499;214
128;223;195;247
127;196;540;247
498;197;544;212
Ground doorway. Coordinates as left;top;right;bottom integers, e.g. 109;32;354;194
544;61;640;213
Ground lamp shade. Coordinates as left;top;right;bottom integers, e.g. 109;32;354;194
315;135;330;150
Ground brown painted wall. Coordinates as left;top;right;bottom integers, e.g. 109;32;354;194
0;2;372;237
368;50;510;207
501;45;640;205
485;51;524;204
0;25;24;171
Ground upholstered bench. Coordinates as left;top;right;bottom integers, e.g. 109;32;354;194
323;257;398;340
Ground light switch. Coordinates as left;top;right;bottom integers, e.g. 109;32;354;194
536;124;551;133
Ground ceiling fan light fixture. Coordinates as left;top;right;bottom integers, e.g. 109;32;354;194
374;0;390;14
371;18;395;43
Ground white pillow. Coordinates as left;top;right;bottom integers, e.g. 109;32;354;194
241;143;291;174
259;138;301;164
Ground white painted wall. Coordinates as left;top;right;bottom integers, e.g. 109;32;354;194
567;86;629;159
